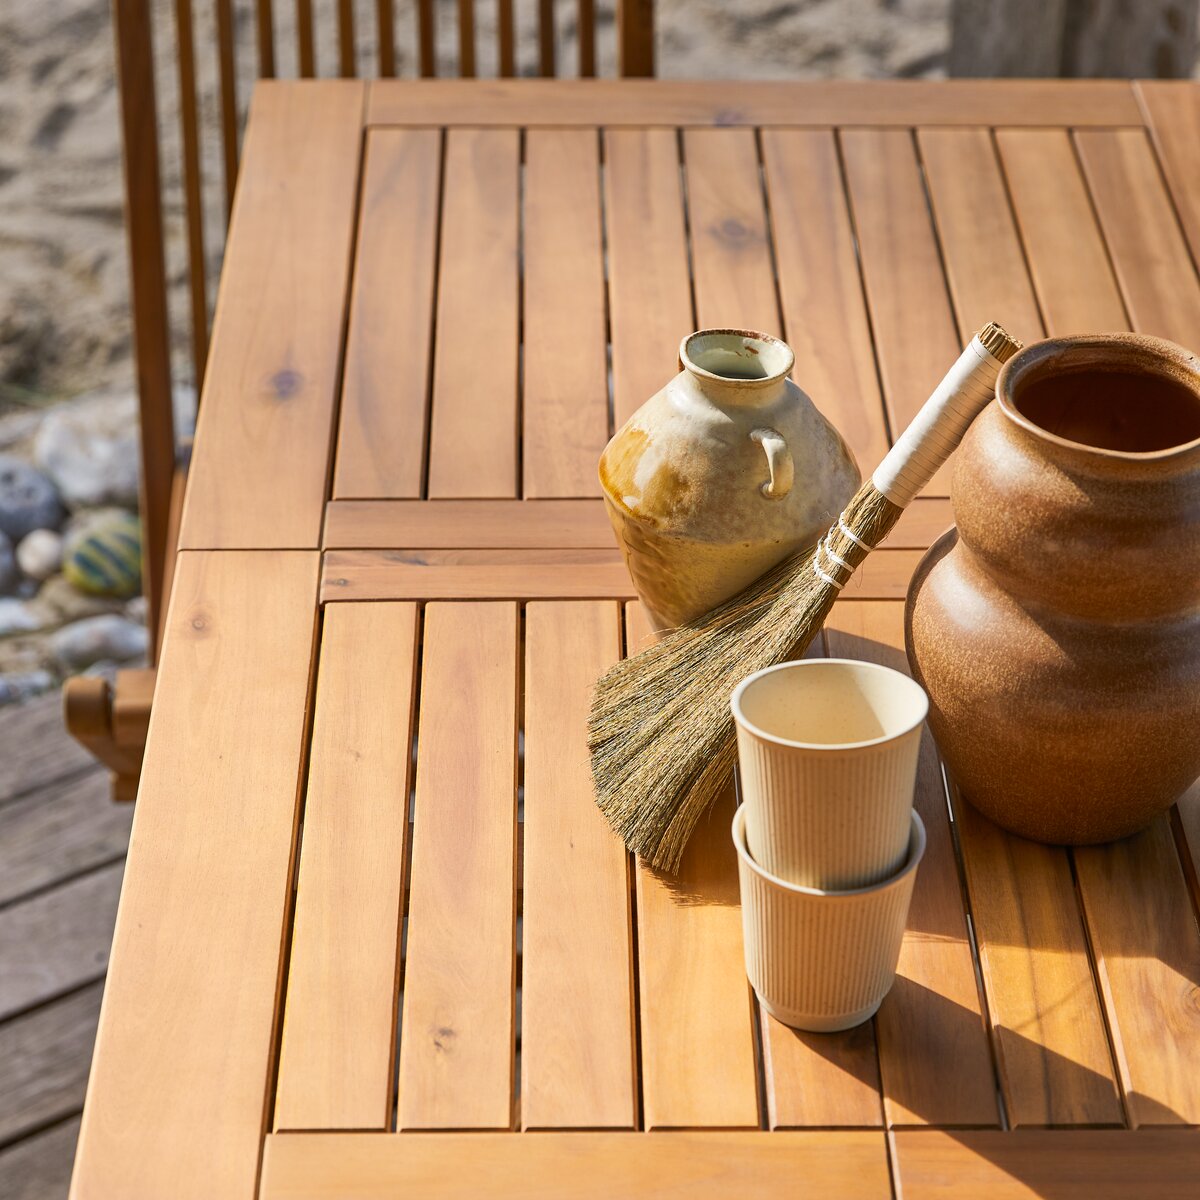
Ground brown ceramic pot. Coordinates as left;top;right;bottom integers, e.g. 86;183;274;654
905;334;1200;844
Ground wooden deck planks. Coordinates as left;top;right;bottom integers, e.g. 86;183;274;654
626;603;760;1130
995;129;1129;335
179;83;365;549
69;551;321;1200
604;129;695;430
274;603;418;1131
825;602;998;1128
522;130;609;498
333;129;441;500
0;696;93;804
397;603;519;1130
427;130;520;499
1138;81;1200;271
840;129;962;496
261;1130;893;1199
761;128;890;475
0;1117;81;1200
521;602;636;1129
1074;128;1200;348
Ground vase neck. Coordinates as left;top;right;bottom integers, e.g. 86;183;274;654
680;329;794;408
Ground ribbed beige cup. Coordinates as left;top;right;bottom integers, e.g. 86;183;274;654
732;659;928;889
734;804;926;1031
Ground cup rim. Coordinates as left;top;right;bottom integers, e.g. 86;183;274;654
730;658;930;752
732;804;927;898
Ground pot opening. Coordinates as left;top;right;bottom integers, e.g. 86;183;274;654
682;329;794;384
1013;362;1200;454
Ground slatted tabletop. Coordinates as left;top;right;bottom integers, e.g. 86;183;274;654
71;80;1200;1199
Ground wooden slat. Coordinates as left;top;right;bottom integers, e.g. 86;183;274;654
538;0;554;75
0;1117;81;1200
626;603;760;1129
398;603;518;1130
375;0;395;75
521;602;636;1129
523;130;608;498
0;865;123;1021
497;0;515;75
995;129;1128;335
416;0;435;76
0;982;102;1145
578;0;596;76
179;82;365;550
257;0;276;75
69;551;321;1200
274;603;418;1130
456;0;474;76
1175;779;1200;909
320;548;927;604
895;1129;1200;1199
333;129;441;500
0;769;129;906
368;80;1143;127
0;697;92;803
1075;128;1200;348
296;0;315;75
604;129;694;430
617;0;655;77
1138;81;1200;271
825;602;998;1128
840;129;962;496
427;129;520;499
215;0;238;217
338;0;356;75
322;496;952;551
1074;818;1200;1125
951;792;1123;1127
683;128;779;335
918;128;1045;347
262;1131;892;1199
761;129;890;475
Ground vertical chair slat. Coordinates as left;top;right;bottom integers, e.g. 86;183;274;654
215;0;239;218
173;0;210;394
617;0;654;76
338;0;356;76
377;0;396;76
578;0;595;76
458;0;476;77
296;0;316;76
111;0;176;659
497;0;515;75
256;0;276;75
538;0;555;76
417;0;436;76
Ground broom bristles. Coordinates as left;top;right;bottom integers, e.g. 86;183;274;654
589;480;904;873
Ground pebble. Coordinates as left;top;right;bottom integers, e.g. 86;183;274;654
0;453;64;541
63;510;141;597
51;614;148;671
0;530;14;594
0;669;55;707
34;390;140;510
0;598;43;637
16;528;63;581
33;574;127;624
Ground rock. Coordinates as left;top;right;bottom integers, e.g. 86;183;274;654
34;390;140;509
34;573;127;624
15;528;63;581
0;530;14;594
0;669;55;707
0;453;64;540
63;510;141;597
51;614;148;671
0;598;43;637
124;594;148;624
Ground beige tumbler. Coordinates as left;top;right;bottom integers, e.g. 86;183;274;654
734;803;925;1031
731;658;928;889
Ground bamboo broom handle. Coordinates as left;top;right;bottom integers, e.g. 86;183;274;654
871;323;1019;509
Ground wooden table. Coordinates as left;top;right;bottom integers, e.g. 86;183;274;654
71;80;1200;1199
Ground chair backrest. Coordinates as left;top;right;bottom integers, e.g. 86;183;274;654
110;0;655;655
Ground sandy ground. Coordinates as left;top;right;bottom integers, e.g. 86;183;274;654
0;0;952;411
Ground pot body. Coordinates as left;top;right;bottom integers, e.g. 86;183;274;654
906;334;1200;843
599;329;859;630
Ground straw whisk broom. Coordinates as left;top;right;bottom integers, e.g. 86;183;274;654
589;322;1022;873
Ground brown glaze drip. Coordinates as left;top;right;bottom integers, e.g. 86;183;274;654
1015;367;1200;454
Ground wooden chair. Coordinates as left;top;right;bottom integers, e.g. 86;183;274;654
66;0;657;800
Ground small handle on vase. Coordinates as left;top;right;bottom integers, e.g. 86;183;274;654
751;428;793;499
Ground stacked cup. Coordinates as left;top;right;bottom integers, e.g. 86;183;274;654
731;658;929;1031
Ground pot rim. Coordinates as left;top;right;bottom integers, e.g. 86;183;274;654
996;333;1200;463
680;328;795;388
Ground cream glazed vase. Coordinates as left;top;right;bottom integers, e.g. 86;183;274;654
599;330;861;630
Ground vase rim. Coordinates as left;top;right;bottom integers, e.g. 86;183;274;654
997;333;1200;463
680;328;795;389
